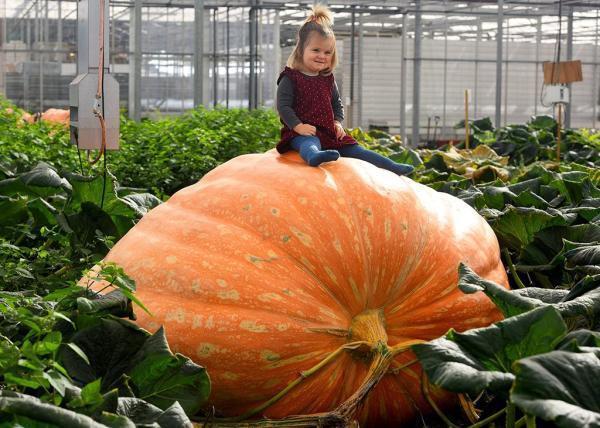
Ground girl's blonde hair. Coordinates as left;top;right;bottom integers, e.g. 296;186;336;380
286;4;338;75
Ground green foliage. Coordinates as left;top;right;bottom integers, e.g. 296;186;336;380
0;265;209;426
1;99;280;198
0;163;159;293
511;351;600;427
454;114;600;167
413;306;566;396
3;96;600;426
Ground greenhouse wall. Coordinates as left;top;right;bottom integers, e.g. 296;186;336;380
335;35;599;138
2;2;599;138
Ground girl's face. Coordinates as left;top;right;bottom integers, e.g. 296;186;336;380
301;33;334;74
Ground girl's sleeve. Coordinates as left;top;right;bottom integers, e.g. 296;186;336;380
276;75;302;129
331;80;344;123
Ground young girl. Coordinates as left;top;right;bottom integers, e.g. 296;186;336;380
276;5;414;176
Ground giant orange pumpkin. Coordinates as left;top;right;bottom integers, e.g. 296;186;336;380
94;150;508;425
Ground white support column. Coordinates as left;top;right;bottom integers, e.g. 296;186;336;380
129;0;142;120
593;11;599;129
503;18;509;126
565;7;573;128
495;0;504;129
474;18;481;119
357;13;363;128
273;10;281;108
0;0;6;95
194;0;205;107
400;13;407;143
442;16;448;134
534;16;541;116
411;0;422;146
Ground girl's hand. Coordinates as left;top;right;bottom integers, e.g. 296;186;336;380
334;121;346;139
293;123;317;136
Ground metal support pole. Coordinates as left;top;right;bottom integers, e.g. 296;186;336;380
349;7;355;127
442;16;447;134
39;0;44;112
213;7;217;107
593;11;599;129
129;0;142;120
257;6;263;107
400;13;407;142
25;9;31;110
1;0;7;95
357;14;363;128
565;7;573;128
194;0;205;107
248;1;257;109
273;10;281;108
226;7;230;108
534;16;541;116
411;0;422;146
495;0;504;129
474;18;481;118
503;18;509;126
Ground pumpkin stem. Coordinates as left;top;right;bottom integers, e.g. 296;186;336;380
220;340;369;423
202;310;426;426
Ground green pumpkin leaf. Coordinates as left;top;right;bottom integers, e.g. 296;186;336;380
459;263;600;321
0;391;107;427
0;195;29;226
511;351;600;428
458;263;540;317
61;319;210;415
490;205;574;251
128;327;210;415
0;162;71;198
412;306;566;396
115;397;192;427
0;335;20;370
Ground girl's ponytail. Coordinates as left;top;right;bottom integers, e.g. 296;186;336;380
305;4;333;27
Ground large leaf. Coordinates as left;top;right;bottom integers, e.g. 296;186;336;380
60;317;150;391
490;205;575;251
459;263;600;322
0;391;106;428
458;263;540;317
116;397;192;427
62;318;210;415
0;195;29;226
511;351;600;428
557;330;600;356
564;244;600;275
65;172;160;238
127;327;210;415
412;306;566;396
0;162;72;198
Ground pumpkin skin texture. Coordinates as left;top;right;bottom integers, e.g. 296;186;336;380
99;150;508;425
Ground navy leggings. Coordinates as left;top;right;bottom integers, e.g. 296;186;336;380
290;135;414;176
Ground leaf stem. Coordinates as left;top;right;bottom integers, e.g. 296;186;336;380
505;403;516;428
525;414;536;428
502;248;526;289
467;407;506;428
224;341;369;422
515;416;526;428
421;371;460;428
50;265;71;277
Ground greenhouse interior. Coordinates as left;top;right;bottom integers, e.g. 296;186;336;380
2;0;600;141
2;1;600;427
